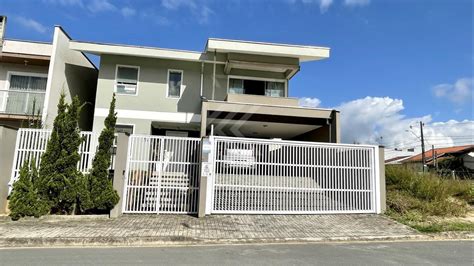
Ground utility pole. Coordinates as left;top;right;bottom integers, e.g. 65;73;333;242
420;121;426;172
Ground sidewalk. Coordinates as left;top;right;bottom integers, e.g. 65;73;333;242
0;214;463;247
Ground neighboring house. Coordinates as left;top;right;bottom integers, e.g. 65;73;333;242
0;16;98;130
384;148;416;165
400;145;474;172
70;38;340;142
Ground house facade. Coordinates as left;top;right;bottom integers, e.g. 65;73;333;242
0;16;98;130
71;38;340;142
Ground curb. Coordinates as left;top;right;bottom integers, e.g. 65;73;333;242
3;233;472;248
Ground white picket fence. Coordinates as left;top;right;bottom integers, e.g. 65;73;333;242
8;128;99;191
210;136;380;214
122;135;201;214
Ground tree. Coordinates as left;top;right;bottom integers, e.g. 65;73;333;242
87;94;119;212
38;93;92;214
9;159;49;220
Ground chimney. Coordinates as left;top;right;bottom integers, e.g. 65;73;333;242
0;16;6;50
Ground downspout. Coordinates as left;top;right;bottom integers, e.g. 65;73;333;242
200;62;204;97
327;119;332;143
212;51;216;100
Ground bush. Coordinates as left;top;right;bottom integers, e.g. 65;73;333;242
9;160;49;220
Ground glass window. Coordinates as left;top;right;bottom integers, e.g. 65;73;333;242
4;74;47;114
168;71;182;97
229;78;244;94
115;124;134;134
116;66;138;95
265;81;285;97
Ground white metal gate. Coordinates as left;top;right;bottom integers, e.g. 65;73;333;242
210;136;380;214
122;135;201;214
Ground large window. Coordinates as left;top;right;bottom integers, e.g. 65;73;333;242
228;77;285;97
167;70;183;98
1;72;47;114
115;65;139;95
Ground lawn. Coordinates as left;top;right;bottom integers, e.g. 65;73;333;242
385;165;474;233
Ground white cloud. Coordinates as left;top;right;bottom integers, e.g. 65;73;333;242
289;0;334;13
14;17;48;34
121;7;136;18
299;97;322;108
43;0;84;7
161;0;213;24
334;96;474;149
87;0;116;13
344;0;370;6
433;78;473;105
162;0;196;10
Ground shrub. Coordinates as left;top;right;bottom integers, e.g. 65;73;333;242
9;160;49;220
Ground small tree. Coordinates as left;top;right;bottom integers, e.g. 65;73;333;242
9;159;49;220
87;94;119;212
38;94;92;214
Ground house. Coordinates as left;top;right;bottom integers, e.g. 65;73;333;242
0;16;97;130
384;148;416;165
70;38;340;142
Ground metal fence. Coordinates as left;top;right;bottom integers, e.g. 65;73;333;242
0;89;46;115
211;136;380;214
122;135;201;214
9;128;99;191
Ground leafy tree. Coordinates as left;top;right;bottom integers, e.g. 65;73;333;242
38;94;92;214
9;159;49;220
87;94;119;212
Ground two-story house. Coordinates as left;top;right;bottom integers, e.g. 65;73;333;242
0;16;97;130
70;38;340;142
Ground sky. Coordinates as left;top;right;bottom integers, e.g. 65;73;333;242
1;0;473;149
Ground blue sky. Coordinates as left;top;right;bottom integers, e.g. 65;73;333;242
1;0;473;147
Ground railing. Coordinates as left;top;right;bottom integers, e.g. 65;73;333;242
8;128;100;192
0;89;46;115
211;136;380;214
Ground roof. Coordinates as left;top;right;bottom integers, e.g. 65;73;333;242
2;39;52;57
385;155;412;164
402;145;474;163
70;38;330;63
206;38;330;62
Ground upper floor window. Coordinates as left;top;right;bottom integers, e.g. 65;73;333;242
115;65;139;95
0;72;47;114
229;77;286;97
115;124;134;135
167;70;183;98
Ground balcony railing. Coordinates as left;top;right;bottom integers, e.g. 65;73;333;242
225;93;299;107
0;89;46;116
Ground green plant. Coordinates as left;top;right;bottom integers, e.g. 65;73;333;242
9;159;49;220
87;94;119;213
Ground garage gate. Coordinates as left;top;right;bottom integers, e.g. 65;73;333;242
210;136;381;214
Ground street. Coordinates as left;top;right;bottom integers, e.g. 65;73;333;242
0;241;472;265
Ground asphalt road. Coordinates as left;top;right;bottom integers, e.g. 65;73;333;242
0;241;472;265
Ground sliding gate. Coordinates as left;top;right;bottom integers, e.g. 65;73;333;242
211;136;380;214
122;135;201;214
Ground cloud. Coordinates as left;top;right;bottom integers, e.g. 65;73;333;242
344;0;370;6
299;97;322;108
433;78;473;105
288;0;334;13
42;0;84;7
121;7;136;18
14;17;48;34
334;96;473;149
86;0;116;13
161;0;214;24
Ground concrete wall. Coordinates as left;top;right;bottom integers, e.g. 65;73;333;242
43;26;98;130
0;126;17;214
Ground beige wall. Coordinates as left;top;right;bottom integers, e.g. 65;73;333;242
44;26;98;130
0;126;17;214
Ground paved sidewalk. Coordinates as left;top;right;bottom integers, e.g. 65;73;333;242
0;214;424;247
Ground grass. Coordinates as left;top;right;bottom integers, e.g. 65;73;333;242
385;165;474;233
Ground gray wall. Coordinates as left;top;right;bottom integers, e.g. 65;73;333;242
0;126;17;214
44;26;98;130
94;52;294;134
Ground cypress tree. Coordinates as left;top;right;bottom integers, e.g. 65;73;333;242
88;94;119;212
9;159;49;220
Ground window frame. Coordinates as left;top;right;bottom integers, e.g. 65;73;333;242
166;69;184;99
115;123;135;135
114;64;140;96
227;75;288;97
2;71;48;112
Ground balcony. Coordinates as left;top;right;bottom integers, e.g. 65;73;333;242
0;89;46;116
225;93;299;107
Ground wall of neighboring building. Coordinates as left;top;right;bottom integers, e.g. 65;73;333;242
43;26;98;131
0;126;17;214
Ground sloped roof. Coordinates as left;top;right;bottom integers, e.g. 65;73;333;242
402;145;474;163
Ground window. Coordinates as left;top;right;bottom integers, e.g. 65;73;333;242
115;66;139;95
1;72;47;114
167;70;183;98
165;130;188;137
228;78;285;97
115;124;134;135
